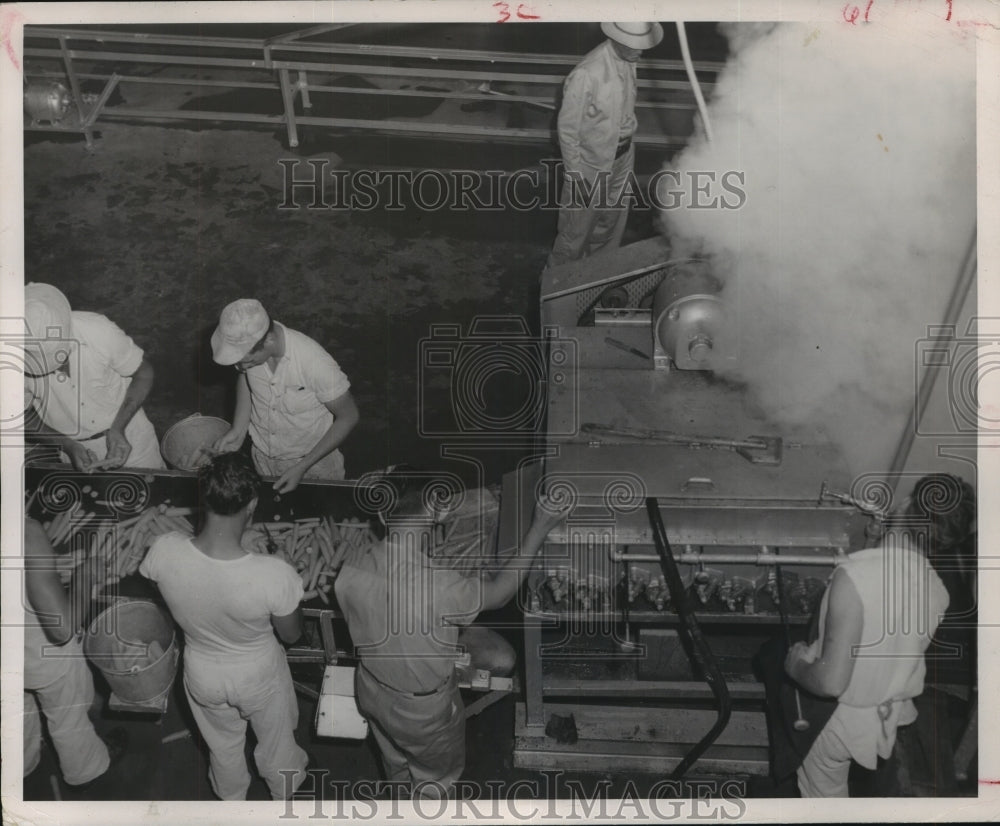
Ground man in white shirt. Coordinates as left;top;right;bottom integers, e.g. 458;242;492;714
23;517;127;788
22;282;164;471
140;452;309;800
546;22;664;269
211;299;359;492
785;473;975;797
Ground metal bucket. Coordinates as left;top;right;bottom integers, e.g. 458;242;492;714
161;414;231;471
83;599;179;705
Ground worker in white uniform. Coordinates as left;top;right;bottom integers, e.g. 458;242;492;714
140;452;309;800
22;282;164;471
23;517;127;787
545;22;664;270
785;473;975;797
211;298;359;492
334;469;568;799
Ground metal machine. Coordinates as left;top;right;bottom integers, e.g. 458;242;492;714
511;237;872;775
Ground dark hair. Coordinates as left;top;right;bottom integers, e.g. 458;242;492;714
198;451;261;516
905;473;976;569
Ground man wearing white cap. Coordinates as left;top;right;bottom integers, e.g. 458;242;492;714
545;22;664;269
211;299;359;492
22;282;164;471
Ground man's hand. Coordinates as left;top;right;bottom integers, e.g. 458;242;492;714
784;640;817;682
274;462;307;494
93;428;132;470
531;491;573;535
212;428;246;454
66;441;100;473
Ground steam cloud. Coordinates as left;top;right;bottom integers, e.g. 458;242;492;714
659;22;976;478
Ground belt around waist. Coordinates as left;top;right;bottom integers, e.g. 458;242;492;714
615;137;633;159
361;664;451;698
79;429;109;443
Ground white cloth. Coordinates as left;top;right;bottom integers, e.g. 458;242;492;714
252;443;345;482
243;322;350;475
24;310;164;468
23;612;109;785
183;643;306;800
797;542;949;796
141;532;304;662
141;532;307;800
75;407;164;469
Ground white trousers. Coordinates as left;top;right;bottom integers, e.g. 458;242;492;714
183;646;308;800
252;444;345;481
23;640;109;785
545;146;634;269
77;407;165;469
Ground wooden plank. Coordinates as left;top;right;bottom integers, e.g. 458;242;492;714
530;703;768;747
513;739;769;776
540;678;766;701
514;702;769;775
516;701;767;745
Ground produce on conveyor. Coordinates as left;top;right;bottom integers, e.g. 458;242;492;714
240;516;379;604
46;502;195;591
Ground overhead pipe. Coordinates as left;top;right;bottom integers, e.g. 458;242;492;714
676;22;714;143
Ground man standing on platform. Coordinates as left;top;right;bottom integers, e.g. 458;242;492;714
545;22;664;269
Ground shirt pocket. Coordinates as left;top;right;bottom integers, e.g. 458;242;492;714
280;385;317;416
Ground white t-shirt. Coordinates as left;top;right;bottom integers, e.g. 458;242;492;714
140;532;303;664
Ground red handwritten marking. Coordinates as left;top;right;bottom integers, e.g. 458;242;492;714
1;7;23;72
980;779;1000;785
516;4;541;20
841;0;996;28
842;1;873;24
494;1;511;23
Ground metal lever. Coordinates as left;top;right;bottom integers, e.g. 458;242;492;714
582;423;782;465
818;480;888;519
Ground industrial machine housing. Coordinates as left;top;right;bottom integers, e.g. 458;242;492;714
510;236;874;775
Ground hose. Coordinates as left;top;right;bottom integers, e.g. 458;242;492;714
676;22;714;143
645;498;731;777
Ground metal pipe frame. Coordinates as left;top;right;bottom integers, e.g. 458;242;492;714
27;25;726;75
23;25;714;150
611;548;845;566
